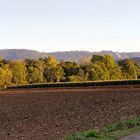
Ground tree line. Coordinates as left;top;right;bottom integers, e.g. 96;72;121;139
0;54;140;87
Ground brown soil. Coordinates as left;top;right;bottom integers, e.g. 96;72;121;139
0;88;140;140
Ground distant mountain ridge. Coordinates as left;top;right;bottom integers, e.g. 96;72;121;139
0;49;140;62
0;49;48;60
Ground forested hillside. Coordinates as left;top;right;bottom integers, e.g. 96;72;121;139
0;54;140;87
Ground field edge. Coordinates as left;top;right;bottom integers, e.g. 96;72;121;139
65;116;140;140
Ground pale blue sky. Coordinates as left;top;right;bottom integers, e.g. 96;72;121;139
0;0;140;52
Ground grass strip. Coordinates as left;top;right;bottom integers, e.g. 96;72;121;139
65;116;140;140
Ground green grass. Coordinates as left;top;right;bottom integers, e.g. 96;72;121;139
65;116;140;140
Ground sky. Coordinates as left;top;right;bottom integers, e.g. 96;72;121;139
0;0;140;52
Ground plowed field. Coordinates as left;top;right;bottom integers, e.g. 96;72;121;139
0;88;140;140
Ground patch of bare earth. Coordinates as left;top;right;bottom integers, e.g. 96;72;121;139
0;88;140;140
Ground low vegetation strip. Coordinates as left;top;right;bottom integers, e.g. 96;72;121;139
6;79;140;90
65;116;140;140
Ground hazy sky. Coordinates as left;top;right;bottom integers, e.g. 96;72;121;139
0;0;140;52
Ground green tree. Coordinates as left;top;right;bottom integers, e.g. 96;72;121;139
27;66;41;84
119;59;138;79
86;62;110;81
10;61;27;85
103;55;116;68
43;56;64;83
90;54;122;80
91;54;104;64
61;61;80;77
43;65;64;82
103;55;123;80
109;66;123;80
25;59;46;83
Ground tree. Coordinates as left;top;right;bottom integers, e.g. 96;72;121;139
43;62;64;82
43;56;64;82
44;56;58;67
26;66;41;84
61;61;80;77
0;57;9;67
103;55;123;80
109;65;123;80
0;64;12;87
103;55;116;68
85;62;110;81
118;59;138;79
90;54;122;80
91;54;104;64
25;59;46;83
10;61;27;85
43;65;64;82
35;60;46;82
